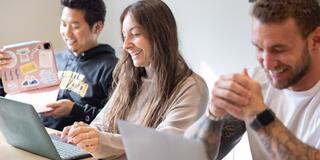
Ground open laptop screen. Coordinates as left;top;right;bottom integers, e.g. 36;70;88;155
118;120;209;160
0;97;90;160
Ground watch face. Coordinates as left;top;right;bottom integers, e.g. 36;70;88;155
257;109;275;125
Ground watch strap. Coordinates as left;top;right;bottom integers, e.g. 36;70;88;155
250;108;275;131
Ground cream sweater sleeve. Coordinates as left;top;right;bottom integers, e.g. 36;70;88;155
156;74;208;134
90;131;124;159
89;95;125;159
89;73;209;159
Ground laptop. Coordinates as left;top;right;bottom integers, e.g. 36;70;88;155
0;97;91;160
118;120;209;160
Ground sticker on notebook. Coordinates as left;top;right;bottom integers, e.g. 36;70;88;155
20;62;38;75
21;75;39;87
2;71;8;81
16;47;31;63
7;82;18;92
4;50;18;69
39;50;53;68
15;68;20;79
9;70;14;80
29;47;39;60
39;69;57;84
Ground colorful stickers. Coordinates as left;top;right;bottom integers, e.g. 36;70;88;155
1;41;59;94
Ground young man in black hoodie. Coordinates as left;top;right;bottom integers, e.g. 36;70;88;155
41;0;118;131
0;0;118;131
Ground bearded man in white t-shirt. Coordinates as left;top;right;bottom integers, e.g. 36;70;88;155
185;0;320;159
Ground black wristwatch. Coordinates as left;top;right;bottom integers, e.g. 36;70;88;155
250;108;275;131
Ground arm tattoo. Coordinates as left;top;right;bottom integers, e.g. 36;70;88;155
258;118;320;160
184;115;246;160
217;115;246;160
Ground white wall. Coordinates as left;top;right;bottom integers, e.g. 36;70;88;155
101;0;136;52
166;0;257;87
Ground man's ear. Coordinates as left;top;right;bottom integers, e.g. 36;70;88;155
92;21;104;34
310;26;320;50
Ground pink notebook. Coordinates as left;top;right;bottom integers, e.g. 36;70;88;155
1;41;60;113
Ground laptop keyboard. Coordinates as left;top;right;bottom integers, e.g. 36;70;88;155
50;134;91;160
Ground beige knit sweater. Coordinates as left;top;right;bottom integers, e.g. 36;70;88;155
90;72;208;159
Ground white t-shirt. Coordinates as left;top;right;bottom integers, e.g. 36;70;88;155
247;67;320;160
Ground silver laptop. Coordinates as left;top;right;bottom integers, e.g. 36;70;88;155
0;97;91;160
118;120;209;160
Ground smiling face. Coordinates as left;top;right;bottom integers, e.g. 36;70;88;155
252;17;312;90
60;7;100;55
122;14;152;68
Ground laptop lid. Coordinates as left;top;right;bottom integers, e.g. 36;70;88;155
0;97;90;160
1;41;60;113
1;41;60;94
118;120;209;160
0;97;61;159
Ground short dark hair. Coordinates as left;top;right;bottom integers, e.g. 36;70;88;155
251;0;320;38
60;0;106;28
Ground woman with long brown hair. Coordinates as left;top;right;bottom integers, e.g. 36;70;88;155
61;0;208;159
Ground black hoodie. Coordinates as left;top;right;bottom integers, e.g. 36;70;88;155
42;44;118;130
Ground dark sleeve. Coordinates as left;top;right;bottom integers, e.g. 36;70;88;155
0;79;6;97
69;78;112;124
99;59;115;101
68;77;113;124
70;102;105;124
217;115;246;160
184;114;246;160
184;114;224;160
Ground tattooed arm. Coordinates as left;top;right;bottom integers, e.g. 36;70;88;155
184;114;246;160
184;114;223;160
213;72;320;160
255;118;320;160
216;115;246;160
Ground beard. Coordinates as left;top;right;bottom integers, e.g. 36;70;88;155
264;44;311;89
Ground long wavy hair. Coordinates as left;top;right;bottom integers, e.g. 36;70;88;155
104;0;193;133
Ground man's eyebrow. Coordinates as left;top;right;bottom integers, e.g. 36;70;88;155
269;44;288;51
60;19;80;25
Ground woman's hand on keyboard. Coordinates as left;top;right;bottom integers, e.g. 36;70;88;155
62;121;100;152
